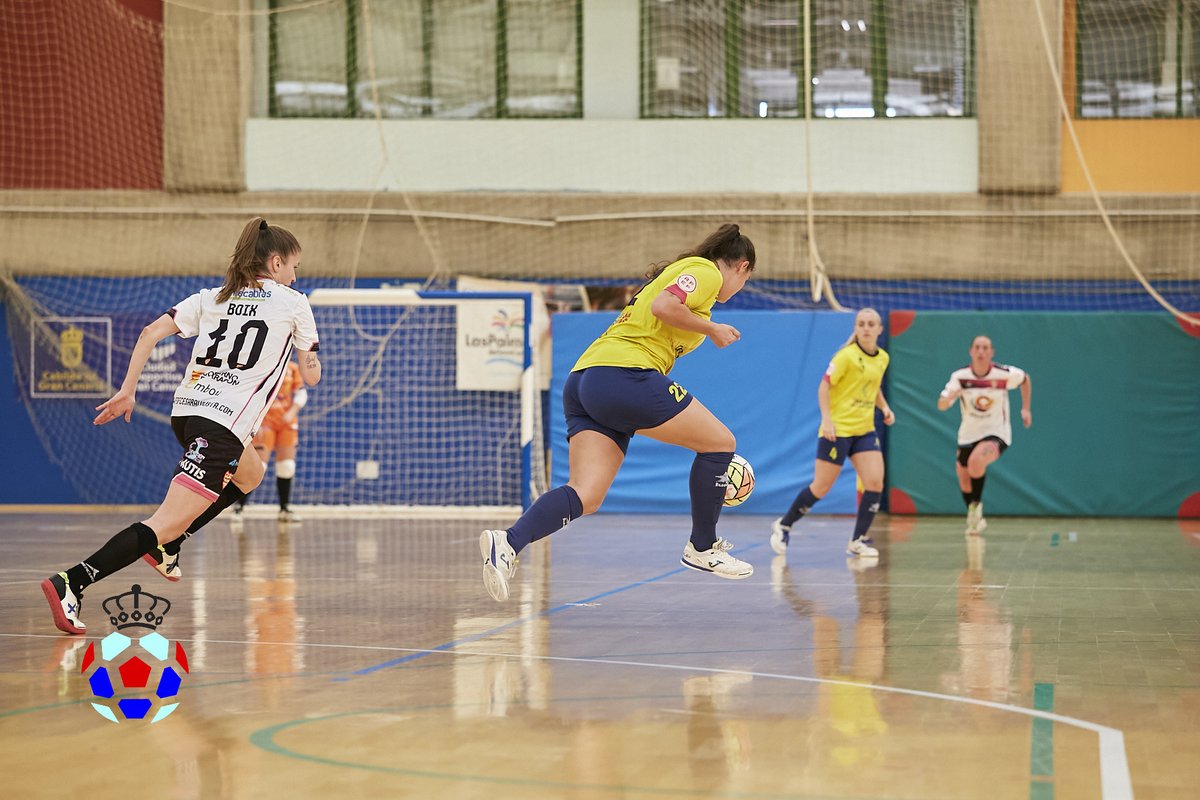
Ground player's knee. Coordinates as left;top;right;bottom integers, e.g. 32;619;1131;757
575;488;605;516
709;429;736;453
810;477;834;497
276;458;296;479
235;458;267;490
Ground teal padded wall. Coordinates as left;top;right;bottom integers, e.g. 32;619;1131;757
887;312;1200;518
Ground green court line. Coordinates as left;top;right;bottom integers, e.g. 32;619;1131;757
1030;682;1055;799
248;699;891;800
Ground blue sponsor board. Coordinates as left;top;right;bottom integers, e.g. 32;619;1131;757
30;317;112;398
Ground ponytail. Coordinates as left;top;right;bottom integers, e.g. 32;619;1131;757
218;217;301;303
645;223;756;280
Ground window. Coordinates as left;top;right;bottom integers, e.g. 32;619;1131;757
268;0;581;119
641;0;973;118
1077;0;1197;118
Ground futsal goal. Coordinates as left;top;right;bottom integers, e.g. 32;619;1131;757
300;288;546;516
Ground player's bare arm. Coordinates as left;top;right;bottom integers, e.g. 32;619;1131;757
95;313;182;425
1020;374;1032;427
298;348;322;386
876;390;896;425
817;378;836;440
649;290;740;348
937;386;961;410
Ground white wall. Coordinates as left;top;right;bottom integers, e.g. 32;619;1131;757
245;118;978;193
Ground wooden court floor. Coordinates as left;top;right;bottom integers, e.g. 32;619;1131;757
2;510;1198;799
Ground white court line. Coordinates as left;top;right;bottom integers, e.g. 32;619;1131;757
0;631;1135;799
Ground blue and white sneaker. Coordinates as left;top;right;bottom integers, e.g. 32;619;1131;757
769;518;791;556
480;529;518;602
846;537;879;558
41;572;86;635
681;538;754;579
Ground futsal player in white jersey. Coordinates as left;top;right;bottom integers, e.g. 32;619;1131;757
41;218;321;634
937;335;1032;536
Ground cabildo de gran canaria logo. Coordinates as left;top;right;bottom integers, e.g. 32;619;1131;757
80;584;189;724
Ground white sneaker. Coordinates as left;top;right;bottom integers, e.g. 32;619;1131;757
965;502;987;536
480;529;518;601
769;518;791;556
681;538;754;580
278;509;301;523
846;537;879;558
142;546;182;582
40;572;86;635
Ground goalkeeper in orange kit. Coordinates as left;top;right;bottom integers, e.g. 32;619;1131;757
236;359;308;520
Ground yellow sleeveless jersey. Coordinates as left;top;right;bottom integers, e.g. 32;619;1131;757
573;257;723;375
826;341;889;437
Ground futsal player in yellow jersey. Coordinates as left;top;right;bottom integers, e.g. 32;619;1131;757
770;308;895;560
479;224;756;601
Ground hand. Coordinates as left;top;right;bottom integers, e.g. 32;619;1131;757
1021;408;1032;428
820;420;837;441
94;390;136;425
707;323;741;349
284;410;299;425
882;408;896;426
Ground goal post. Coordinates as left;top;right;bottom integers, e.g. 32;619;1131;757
305;288;545;514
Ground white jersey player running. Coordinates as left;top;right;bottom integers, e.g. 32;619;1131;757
41;218;322;635
937;335;1032;536
171;278;319;446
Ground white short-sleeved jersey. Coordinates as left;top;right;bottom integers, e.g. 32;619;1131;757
169;279;320;444
943;362;1027;446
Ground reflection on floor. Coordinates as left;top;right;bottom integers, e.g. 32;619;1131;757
3;511;1198;799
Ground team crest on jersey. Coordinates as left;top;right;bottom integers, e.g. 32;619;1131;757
675;274;698;293
185;438;208;464
973;396;994;412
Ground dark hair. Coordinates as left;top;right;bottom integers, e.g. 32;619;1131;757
217;217;301;303
646;223;756;280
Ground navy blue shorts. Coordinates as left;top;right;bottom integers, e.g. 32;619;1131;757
815;432;881;466
563;367;695;454
957;436;1007;466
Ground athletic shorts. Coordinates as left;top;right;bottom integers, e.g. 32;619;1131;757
957;436;1008;467
815;432;881;466
170;416;244;502
563;366;695;454
253;422;298;453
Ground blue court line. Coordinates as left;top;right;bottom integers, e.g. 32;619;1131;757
343;566;689;678
343;543;767;679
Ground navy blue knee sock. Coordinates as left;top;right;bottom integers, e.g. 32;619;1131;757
688;451;734;552
853;490;883;541
507;485;583;554
66;521;158;594
781;486;821;528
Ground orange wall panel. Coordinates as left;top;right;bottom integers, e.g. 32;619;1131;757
1062;120;1200;193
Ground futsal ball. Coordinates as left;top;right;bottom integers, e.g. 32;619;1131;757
81;631;189;724
723;454;755;507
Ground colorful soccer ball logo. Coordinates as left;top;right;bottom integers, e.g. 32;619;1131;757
81;631;189;723
723;454;755;507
